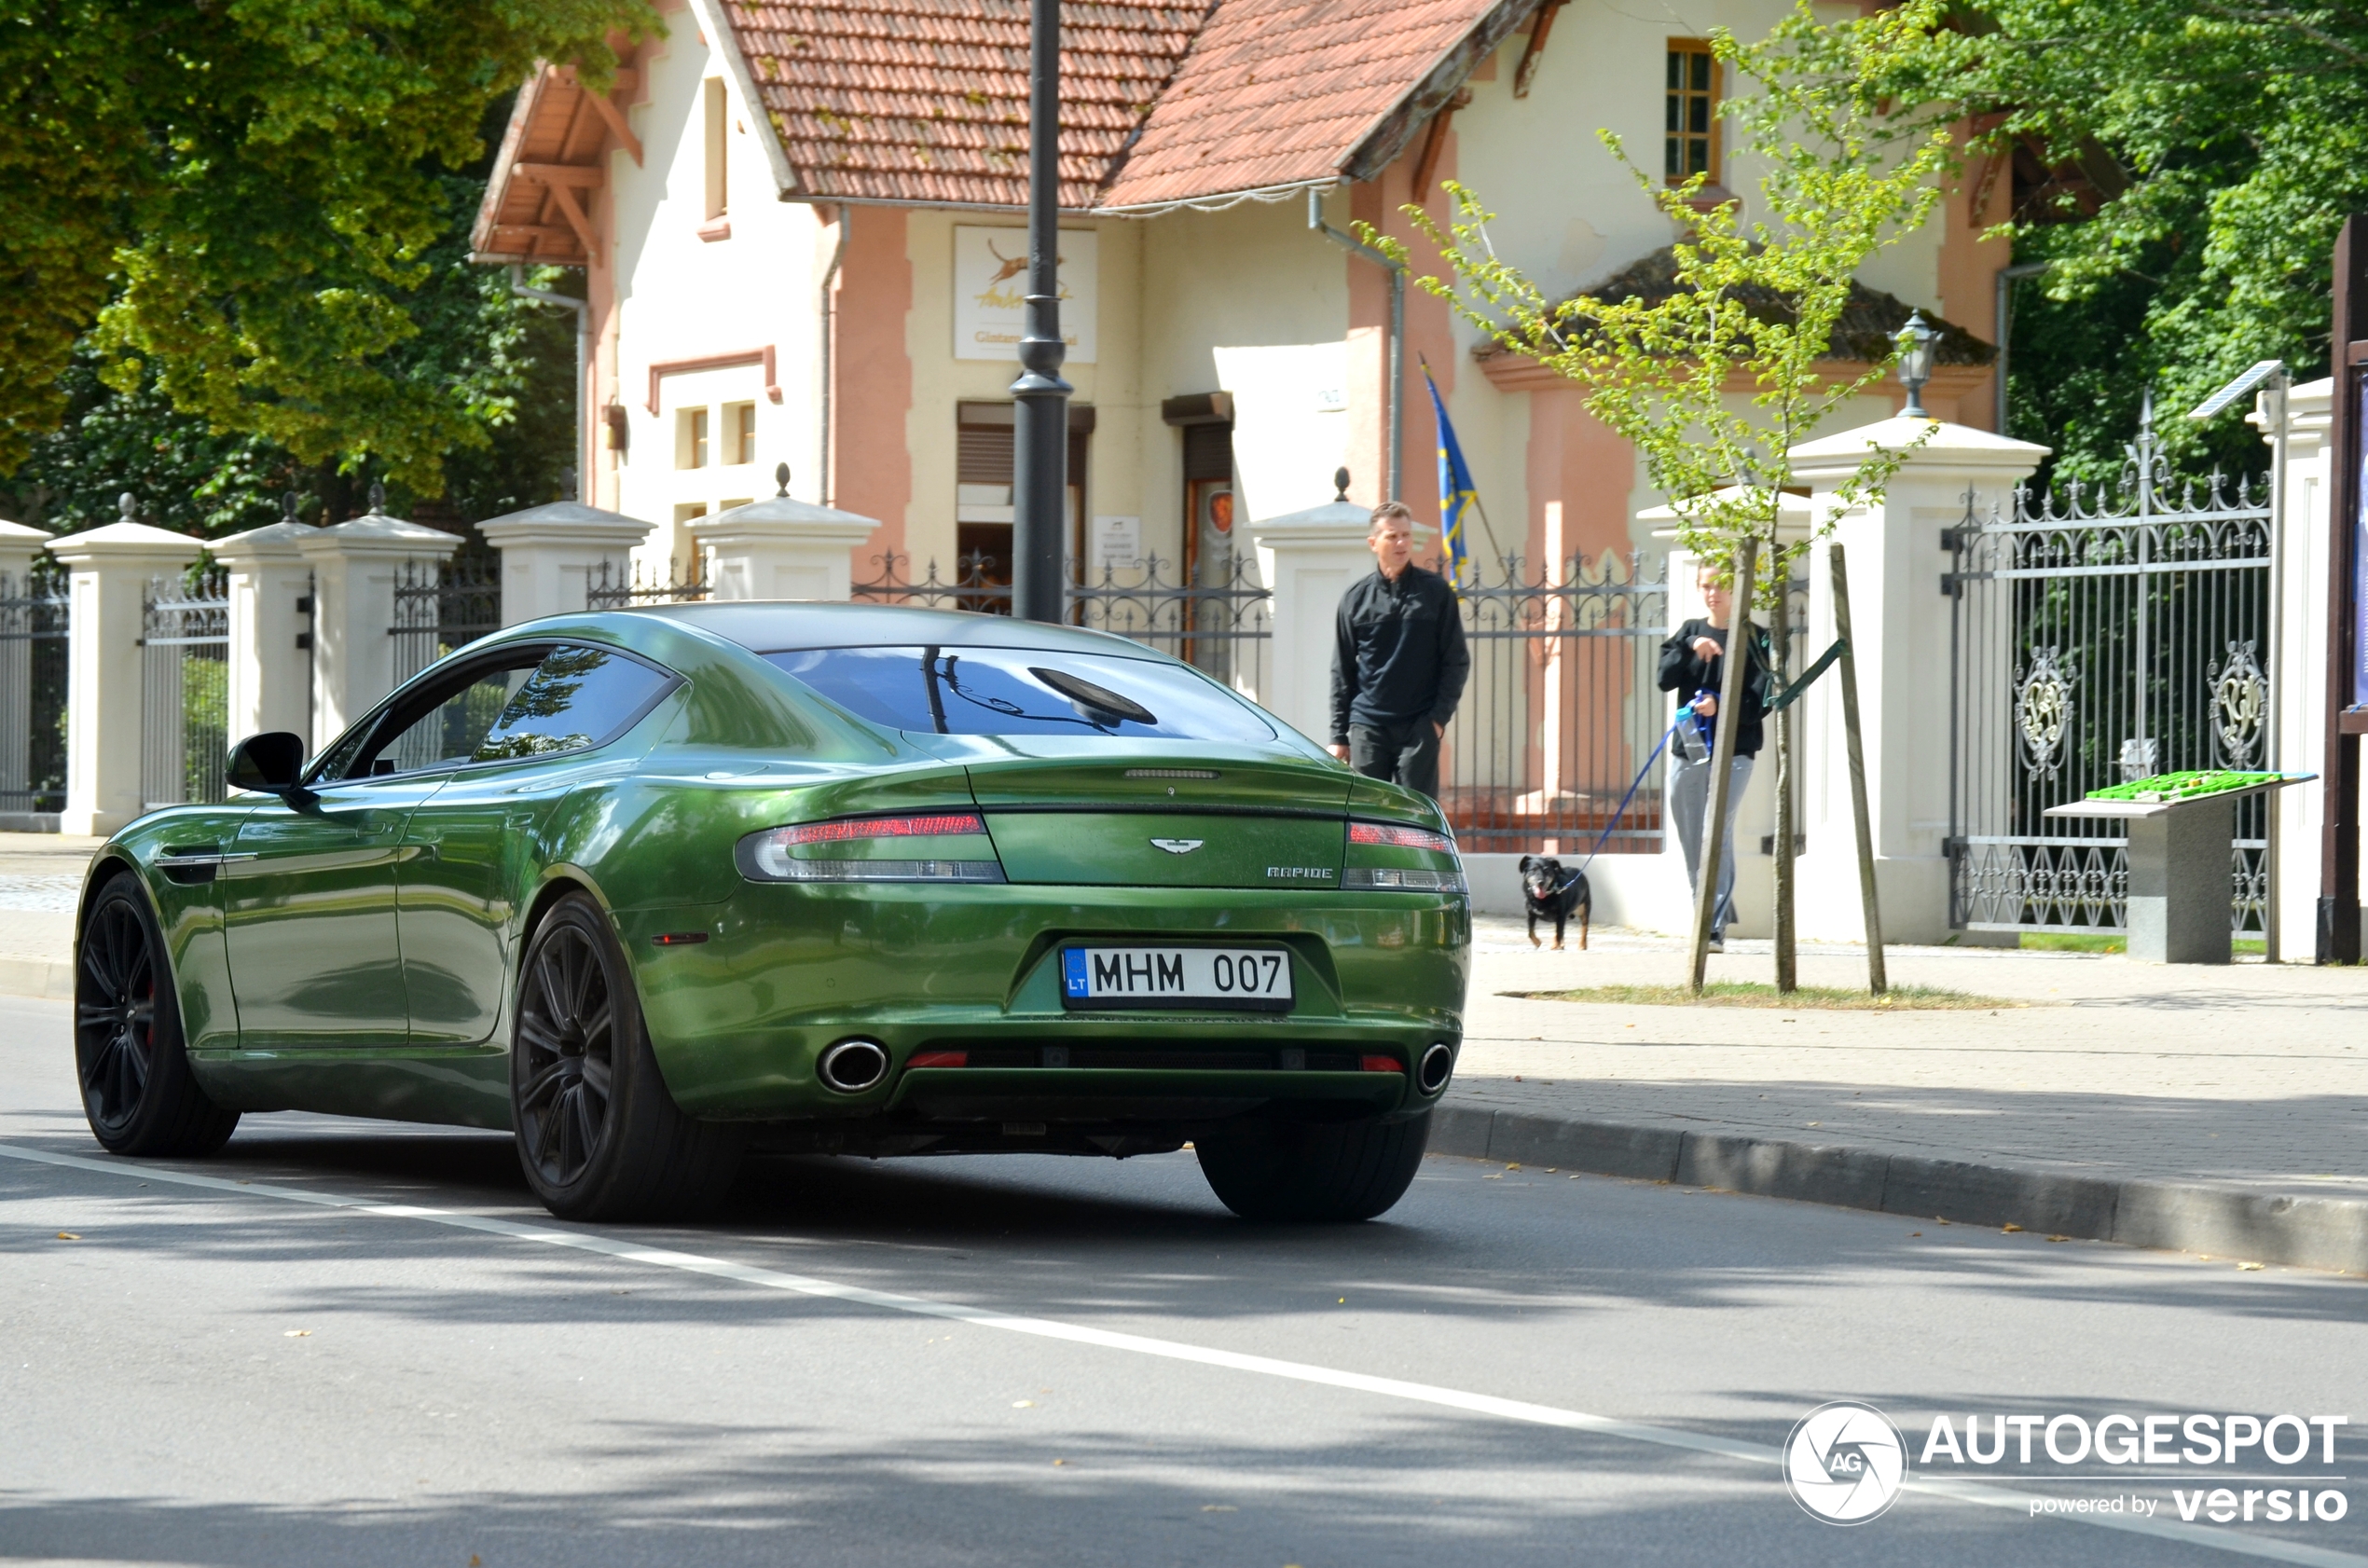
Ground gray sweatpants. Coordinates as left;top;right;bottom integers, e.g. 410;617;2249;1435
1670;744;1754;937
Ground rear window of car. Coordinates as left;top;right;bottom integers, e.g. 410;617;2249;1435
764;645;1274;741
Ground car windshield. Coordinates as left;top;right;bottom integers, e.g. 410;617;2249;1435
764;645;1274;741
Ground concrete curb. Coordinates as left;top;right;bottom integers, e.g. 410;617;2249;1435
1430;1103;2367;1275
0;956;73;1001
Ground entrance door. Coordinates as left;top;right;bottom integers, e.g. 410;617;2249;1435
223;647;547;1050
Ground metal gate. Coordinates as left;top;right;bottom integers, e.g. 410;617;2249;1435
1947;397;2272;933
391;553;503;687
1071;553;1271;703
141;570;230;811
0;565;69;815
1442;550;1674;855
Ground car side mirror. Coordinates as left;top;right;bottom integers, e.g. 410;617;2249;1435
227;732;307;795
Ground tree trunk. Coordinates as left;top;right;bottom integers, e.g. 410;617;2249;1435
1770;533;1797;993
1687;539;1756;994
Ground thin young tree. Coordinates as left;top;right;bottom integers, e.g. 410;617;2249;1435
1374;0;1953;992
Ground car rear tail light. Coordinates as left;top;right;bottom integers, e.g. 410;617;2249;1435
907;1050;969;1069
737;813;1004;883
1358;1053;1403;1073
1348;820;1456;853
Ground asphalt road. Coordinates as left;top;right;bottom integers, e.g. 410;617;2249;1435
1;996;2361;1568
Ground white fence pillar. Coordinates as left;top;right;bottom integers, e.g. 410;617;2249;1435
48;500;203;837
2263;377;2335;952
1250;484;1378;746
688;477;877;602
296;503;461;751
478;500;654;625
212;516;316;747
1789;417;2048;944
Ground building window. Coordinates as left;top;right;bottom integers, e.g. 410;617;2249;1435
723;401;756;466
674;502;709;527
704;77;729;220
1665;41;1717;183
954;400;1093;595
678;407;709;470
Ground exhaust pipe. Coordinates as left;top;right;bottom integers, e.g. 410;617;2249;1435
818;1038;890;1093
1417;1041;1455;1094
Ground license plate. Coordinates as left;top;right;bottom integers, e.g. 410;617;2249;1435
1059;946;1293;1011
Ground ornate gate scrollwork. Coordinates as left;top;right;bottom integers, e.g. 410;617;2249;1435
2013;646;2072;780
2208;640;2267;768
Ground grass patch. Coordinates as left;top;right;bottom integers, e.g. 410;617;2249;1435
2017;931;2265;956
1517;982;2017;1011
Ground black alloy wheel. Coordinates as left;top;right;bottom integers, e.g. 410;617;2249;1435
516;918;617;1190
74;873;238;1157
509;894;747;1221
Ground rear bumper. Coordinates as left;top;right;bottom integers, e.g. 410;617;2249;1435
615;881;1468;1120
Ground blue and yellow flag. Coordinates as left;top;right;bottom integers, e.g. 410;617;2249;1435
1423;363;1476;588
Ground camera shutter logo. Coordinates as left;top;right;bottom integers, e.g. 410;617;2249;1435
1784;1401;1907;1525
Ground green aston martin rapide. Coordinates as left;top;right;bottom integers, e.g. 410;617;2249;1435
73;603;1470;1221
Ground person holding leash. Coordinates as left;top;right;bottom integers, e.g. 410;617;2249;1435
1328;502;1470;800
1659;557;1769;951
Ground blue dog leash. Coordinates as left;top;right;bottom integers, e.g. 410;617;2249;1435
1567;699;1700;877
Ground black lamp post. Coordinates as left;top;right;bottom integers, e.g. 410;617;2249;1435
1010;0;1071;624
1897;309;1937;418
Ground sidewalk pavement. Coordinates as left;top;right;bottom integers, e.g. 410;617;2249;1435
2;839;2360;1272
1444;916;2368;1274
0;833;97;1000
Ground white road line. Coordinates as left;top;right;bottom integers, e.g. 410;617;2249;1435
3;1138;2359;1568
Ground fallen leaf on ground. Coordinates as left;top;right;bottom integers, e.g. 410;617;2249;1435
2046;1235;2071;1244
284;1329;311;1338
54;1231;78;1241
2237;1261;2265;1272
2001;1223;2024;1233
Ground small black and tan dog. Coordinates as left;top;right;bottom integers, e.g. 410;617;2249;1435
1517;855;1591;951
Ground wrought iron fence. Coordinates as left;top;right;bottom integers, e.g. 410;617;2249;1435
851;551;1014;616
1440;550;1675;856
1948;395;2271;934
140;568;229;812
392;553;503;688
585;558;712;610
1072;554;1271;701
0;564;68;815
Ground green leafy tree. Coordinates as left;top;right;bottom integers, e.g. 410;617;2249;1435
1379;0;1951;991
1857;2;2368;483
0;0;649;488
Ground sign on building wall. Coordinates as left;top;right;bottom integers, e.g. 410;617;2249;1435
954;227;1097;364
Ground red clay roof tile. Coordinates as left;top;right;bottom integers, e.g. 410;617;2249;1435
716;0;1524;210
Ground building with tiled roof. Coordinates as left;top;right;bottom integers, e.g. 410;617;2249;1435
475;0;2008;602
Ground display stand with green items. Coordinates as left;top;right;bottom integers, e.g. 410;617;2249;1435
2043;772;2314;964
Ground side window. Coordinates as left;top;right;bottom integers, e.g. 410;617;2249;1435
471;646;675;763
316;655;546;782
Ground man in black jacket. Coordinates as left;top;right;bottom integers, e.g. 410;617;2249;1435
1658;558;1769;950
1328;502;1470;799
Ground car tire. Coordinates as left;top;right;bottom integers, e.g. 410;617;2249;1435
75;871;239;1158
1195;1110;1431;1222
511;892;747;1221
